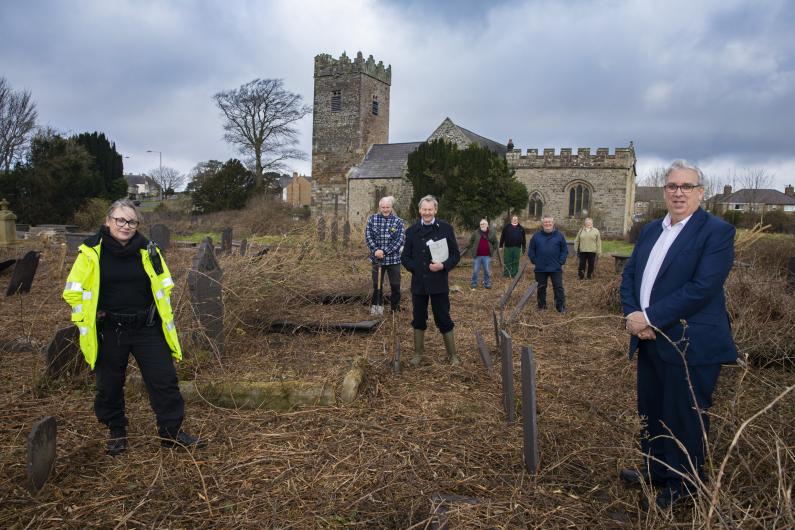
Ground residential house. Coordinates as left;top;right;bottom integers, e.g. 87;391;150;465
710;185;795;214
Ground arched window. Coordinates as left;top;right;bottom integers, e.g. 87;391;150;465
528;192;543;219
567;183;592;218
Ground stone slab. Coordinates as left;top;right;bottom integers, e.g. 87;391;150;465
187;240;224;354
521;346;539;474
506;281;539;325
498;261;528;310
150;224;171;253
45;326;83;380
27;416;57;492
500;330;515;423
0;259;15;275
6;250;40;296
475;330;493;374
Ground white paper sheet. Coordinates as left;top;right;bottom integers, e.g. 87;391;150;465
426;238;449;263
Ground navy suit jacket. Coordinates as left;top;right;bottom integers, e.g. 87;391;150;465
620;208;738;366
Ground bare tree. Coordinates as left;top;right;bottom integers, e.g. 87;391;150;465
639;166;667;187
213;78;310;189
738;167;774;222
147;166;185;197
0;77;38;172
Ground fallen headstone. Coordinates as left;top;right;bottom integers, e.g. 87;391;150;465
6;250;40;296
340;357;367;403
268;319;381;333
27;416;57;492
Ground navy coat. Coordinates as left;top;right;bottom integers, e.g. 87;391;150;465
527;229;568;272
620;208;738;366
401;219;460;295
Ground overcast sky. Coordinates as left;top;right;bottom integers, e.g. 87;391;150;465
2;0;793;191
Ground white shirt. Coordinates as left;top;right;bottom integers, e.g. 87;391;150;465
639;213;692;323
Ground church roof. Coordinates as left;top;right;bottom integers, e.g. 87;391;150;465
348;142;423;180
428;117;507;157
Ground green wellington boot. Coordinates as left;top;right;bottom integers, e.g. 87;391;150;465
443;330;460;366
411;329;425;366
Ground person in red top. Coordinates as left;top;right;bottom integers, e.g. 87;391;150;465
467;219;498;289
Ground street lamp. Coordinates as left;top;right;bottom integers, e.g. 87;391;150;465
146;150;162;200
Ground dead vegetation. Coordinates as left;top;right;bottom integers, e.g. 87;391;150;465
0;228;793;529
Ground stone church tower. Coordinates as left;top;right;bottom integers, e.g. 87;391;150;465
311;51;391;215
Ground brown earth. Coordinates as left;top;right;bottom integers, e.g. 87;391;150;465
0;236;793;529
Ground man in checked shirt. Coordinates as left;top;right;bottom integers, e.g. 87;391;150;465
365;196;406;312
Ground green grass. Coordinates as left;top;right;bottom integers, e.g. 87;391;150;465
602;240;634;255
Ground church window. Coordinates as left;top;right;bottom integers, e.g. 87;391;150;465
372;96;379;116
331;91;341;112
528;192;543;220
567;183;592;218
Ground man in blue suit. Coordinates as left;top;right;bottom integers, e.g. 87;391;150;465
619;160;737;509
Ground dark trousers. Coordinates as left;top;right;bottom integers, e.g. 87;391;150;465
637;340;722;492
578;252;596;279
371;263;401;310
94;320;185;438
535;271;565;311
411;292;454;333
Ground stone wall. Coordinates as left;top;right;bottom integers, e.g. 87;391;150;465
348;178;414;230
508;147;636;235
311;51;391;214
427;119;471;149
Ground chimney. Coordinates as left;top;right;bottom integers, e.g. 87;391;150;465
293;171;298;179
723;185;732;195
785;185;794;197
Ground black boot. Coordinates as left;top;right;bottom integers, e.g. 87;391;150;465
161;430;206;449
106;427;127;456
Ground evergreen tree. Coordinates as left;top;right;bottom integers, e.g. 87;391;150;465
73;131;127;199
406;140;528;226
189;159;256;213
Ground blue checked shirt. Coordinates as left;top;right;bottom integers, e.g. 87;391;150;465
365;213;405;265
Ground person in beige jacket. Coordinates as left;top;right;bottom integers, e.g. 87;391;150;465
574;217;602;279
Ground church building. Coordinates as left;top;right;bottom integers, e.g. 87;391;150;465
310;51;636;235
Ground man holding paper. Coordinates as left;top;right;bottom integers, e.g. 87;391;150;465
401;195;461;366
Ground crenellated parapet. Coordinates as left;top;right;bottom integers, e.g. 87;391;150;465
507;146;635;169
314;51;392;85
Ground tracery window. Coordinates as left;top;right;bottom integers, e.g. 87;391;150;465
528;192;544;219
567;183;592;218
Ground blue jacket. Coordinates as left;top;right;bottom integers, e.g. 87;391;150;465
528;229;568;272
401;219;460;295
619;208;738;366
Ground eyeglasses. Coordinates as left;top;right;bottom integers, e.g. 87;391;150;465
664;183;702;194
111;216;140;229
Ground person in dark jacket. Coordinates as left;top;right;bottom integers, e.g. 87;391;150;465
500;215;526;278
528;215;568;312
400;195;461;366
467;218;498;289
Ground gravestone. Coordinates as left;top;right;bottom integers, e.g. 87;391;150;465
343;221;351;247
492;309;501;349
520;346;539;474
27;416;57;492
65;232;86;254
317;216;326;241
6;250;40;296
500;330;515;423
150;224;171;253
330;218;338;243
475;330;493;374
506;281;539;325
220;227;233;254
45;326;82;380
188;240;224;355
239;238;248;257
612;253;630;274
0;198;17;245
0;259;15;275
498;261;528;310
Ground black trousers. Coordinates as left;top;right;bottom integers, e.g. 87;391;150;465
637;340;721;493
94;320;185;438
411;292;454;333
578;252;596;279
371;263;401;310
534;271;565;311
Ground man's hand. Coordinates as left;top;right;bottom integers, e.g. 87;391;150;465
429;262;444;272
625;311;649;335
637;327;656;340
374;249;385;260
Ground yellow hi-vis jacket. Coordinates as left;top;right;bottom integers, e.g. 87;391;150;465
62;237;182;369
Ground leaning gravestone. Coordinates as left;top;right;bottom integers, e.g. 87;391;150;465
520;346;539;474
188;240;224;355
6;250;40;296
45;326;83;380
475;330;493;374
500;330;516;423
239;238;248;257
150;224;171;253
220;227;233;254
27;416;57;492
0;259;15;275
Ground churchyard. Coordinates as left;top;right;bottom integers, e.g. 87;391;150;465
0;219;793;529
